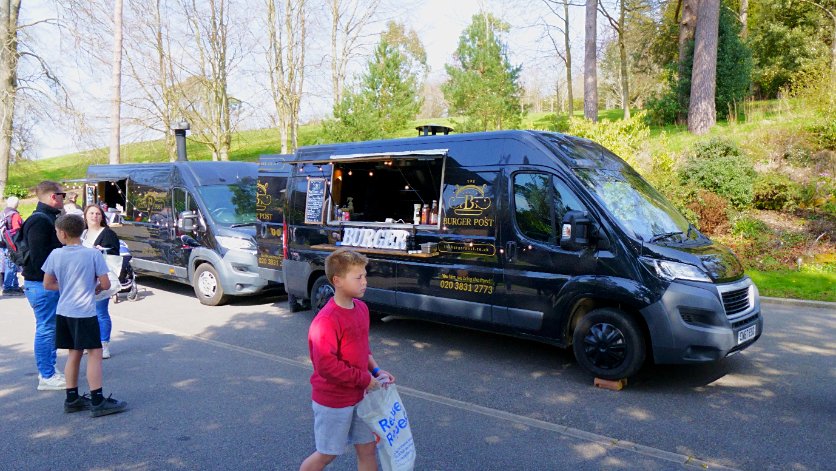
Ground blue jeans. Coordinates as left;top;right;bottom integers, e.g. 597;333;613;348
23;281;60;378
3;252;20;291
96;298;111;342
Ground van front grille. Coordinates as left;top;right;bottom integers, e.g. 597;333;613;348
722;287;751;316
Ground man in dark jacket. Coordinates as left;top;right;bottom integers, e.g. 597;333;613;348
22;181;67;391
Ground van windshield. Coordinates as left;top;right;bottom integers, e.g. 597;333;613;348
574;167;691;243
196;183;257;226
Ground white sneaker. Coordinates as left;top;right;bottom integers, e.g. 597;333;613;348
102;342;111;359
37;373;66;391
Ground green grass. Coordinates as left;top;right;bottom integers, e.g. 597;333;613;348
748;268;836;302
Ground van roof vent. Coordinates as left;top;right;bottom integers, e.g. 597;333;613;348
416;124;453;136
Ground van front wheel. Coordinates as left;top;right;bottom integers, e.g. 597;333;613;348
310;276;334;313
193;264;229;306
572;308;645;380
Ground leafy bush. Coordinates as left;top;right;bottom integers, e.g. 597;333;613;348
686;190;730;235
644;90;681;127
753;172;801;210
532;113;570;132
681;138;756;208
730;215;770;240
3;183;29;198
567;112;650;166
807;119;836;150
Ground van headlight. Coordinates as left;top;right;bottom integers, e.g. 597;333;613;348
640;257;711;283
216;236;256;251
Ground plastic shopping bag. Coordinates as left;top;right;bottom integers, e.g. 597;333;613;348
356;384;416;471
94;253;123;302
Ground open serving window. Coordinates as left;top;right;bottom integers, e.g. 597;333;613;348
300;149;447;230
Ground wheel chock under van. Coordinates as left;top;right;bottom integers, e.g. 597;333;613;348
593;377;628;391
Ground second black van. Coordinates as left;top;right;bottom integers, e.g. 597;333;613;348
259;129;762;379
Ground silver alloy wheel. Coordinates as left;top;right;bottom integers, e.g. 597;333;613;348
198;270;217;297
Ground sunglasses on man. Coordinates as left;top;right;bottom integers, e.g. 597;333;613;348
54;192;67;198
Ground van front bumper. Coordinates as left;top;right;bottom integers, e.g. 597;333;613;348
218;249;268;296
640;277;762;364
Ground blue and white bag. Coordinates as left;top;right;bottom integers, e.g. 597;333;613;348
357;384;416;471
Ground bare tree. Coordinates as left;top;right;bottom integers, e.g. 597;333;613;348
584;0;598;121
0;0;20;199
181;0;236;161
266;0;307;154
542;0;574;117
688;0;720;134
329;0;380;107
109;0;124;164
122;0;179;161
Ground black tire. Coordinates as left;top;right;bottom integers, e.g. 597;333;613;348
127;282;138;301
310;275;334;313
287;293;306;313
193;264;229;306
572;308;645;380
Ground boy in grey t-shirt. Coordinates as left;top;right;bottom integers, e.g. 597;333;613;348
42;215;127;417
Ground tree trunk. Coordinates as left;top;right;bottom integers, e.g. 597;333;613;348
109;0;124;165
678;0;698;81
0;0;20;201
330;0;341;106
584;0;598;122
688;0;720;135
563;0;573;117
739;0;748;39
619;0;629;120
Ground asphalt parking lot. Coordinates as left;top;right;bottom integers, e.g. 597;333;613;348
1;277;834;470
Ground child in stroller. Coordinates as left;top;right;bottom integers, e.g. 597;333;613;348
113;240;138;303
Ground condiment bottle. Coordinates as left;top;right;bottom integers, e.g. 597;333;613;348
421;204;430;225
430;200;438;225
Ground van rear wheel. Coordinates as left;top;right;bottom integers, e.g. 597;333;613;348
572;308;645;380
310;275;334;313
193;263;229;306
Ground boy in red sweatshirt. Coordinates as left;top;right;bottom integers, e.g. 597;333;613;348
301;249;395;471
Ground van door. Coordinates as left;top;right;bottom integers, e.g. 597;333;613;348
497;170;596;333
256;156;292;281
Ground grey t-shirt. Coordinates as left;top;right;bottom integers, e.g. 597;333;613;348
42;245;109;318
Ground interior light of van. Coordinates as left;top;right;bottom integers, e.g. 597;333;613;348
640;257;711;283
216;236;256;252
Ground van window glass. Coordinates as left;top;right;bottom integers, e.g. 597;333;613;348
576;167;691;242
552;178;586;225
514;173;553;243
127;183;171;224
172;188;198;218
196;180;257;226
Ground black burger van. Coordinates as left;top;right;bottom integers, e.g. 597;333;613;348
258;128;762;379
85;160;268;305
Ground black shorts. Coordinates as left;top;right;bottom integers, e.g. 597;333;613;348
55;315;102;350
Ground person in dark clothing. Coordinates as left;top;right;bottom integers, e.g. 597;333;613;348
81;204;121;359
22;181;67;391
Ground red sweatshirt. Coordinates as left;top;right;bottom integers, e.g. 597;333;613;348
308;298;373;408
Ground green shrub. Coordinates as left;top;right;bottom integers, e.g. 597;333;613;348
533;113;570;132
731;215;770;240
3;183;29;198
681;139;756;209
567;112;650;167
644;91;681;126
807;119;836;150
753;172;801;210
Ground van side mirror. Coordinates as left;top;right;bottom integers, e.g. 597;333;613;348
560;210;593;251
178;211;198;232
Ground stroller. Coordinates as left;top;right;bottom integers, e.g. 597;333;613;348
112;240;138;303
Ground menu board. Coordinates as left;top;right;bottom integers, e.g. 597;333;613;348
304;177;327;224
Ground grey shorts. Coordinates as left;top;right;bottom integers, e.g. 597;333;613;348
312;400;375;456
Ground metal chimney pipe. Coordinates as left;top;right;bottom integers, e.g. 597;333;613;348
171;121;190;161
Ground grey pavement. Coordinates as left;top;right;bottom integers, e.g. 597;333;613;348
0;278;834;470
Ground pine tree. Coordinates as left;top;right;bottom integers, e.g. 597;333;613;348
324;22;424;142
443;13;524;132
